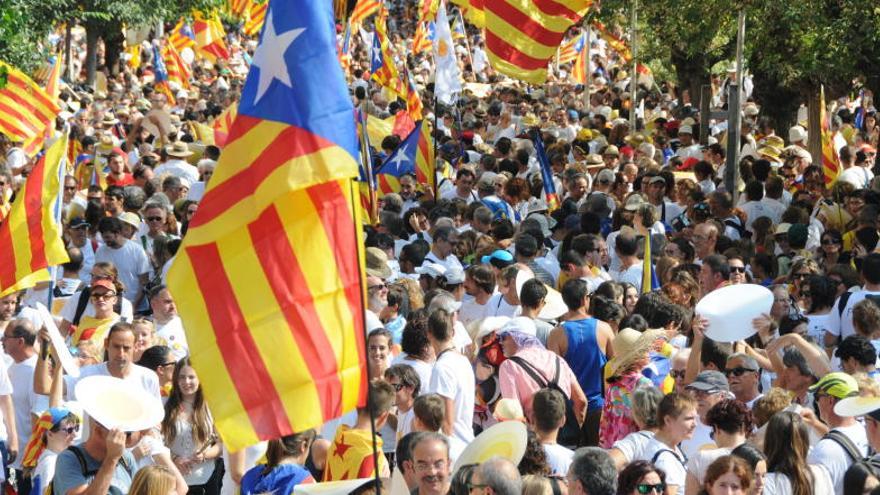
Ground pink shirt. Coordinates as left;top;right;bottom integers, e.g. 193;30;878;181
498;346;578;420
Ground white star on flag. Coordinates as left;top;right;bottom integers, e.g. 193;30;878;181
250;10;306;104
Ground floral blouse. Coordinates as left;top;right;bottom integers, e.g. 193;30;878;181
599;371;654;448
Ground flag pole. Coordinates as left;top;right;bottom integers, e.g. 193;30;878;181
433;95;439;200
349;176;383;490
455;10;475;74
629;0;638;137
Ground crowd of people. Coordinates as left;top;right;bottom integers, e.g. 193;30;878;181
0;1;879;495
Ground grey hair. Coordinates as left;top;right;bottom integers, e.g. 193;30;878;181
632;386;664;429
569;447;617;495
427;290;459;315
727;353;759;371
477;456;522;495
409;432;449;461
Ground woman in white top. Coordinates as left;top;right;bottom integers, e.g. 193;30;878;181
162;357;223;494
763;411;833;495
686;399;752;495
637;393;697;495
22;407;80;494
610;386;665;471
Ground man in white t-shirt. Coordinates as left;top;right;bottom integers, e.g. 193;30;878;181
149;286;188;360
94;217;150;308
422;225;463;272
534;388;575;477
426;309;475;443
4;319;47;484
807;373;868;495
681;371;731;459
826;253;880;349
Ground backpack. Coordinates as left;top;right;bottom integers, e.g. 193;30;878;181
52;445;133;495
822;429;865;463
651;448;688;467
723;217;749;239
507;356;581;447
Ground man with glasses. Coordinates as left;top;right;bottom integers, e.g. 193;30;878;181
807;373;868;495
724;354;762;408
139;202;177;260
423;225;462;272
410;432;451;495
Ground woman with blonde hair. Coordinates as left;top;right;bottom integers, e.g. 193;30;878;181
129;465;178;495
132;317;156;362
763;411;832;495
522;474;555;495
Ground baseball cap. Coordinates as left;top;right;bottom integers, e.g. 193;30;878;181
69;218;90;229
596;169;615;184
481;249;514;269
443;267;465;285
686;371;729;393
809;372;859;400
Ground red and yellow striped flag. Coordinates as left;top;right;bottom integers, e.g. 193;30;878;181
571;40;587;84
592;21;631;63
23;56;62;157
163;44;192;90
415;119;434;193
371;7;407;99
0;133;69;295
404;70;423;121
820;85;840;185
412;22;433;54
167;0;367;451
484;0;592;84
227;0;250;18
212;105;237;147
193;11;230;62
350;0;380;26
450;0;483;28
168;19;196;53
243;0;268;37
0;61;61;153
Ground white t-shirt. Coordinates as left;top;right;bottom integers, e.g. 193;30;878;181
826;290;880;340
679;420;713;461
391;355;434;393
155;317;189;360
67;363;161;401
32;449;60;491
9;355;49;469
805;313;831;346
220;442;268;495
59;291;134;324
611;264;644;292
611;430;654;463
686;447;732;485
0;359;12;443
764;465;833;495
485;293;520;318
806;423;869;495
154;159;200;184
639;438;687;495
94;240;151;302
428;350;475;443
543;443;574;477
459;298;492;327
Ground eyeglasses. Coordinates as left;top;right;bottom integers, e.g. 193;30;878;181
53;425;80;435
729;266;746;273
146;216;163;222
90;292;117;300
725;367;757;377
821;238;839;245
389;382;406;391
64;186;76;191
791;273;810;279
367;283;388;292
158;361;177;368
669;370;686;380
637;484;666;494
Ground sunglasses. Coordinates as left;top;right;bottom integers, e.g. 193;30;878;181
791;273;810;279
90;292;117;300
146;216;164;222
637;484;666;494
54;425;80;435
729;266;746;273
367;283;388;292
821;238;839;245
725;367;757;377
390;383;406;391
669;370;686;380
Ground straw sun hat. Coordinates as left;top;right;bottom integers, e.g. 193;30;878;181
605;328;666;377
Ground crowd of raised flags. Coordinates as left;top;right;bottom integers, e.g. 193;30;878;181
0;0;878;494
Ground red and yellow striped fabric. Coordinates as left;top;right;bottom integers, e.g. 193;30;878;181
168;19;196;53
243;0;267;37
23;56;62;157
167;116;367;450
0;62;61;151
558;34;584;64
484;0;592;84
0;133;69;294
193;11;230;62
592;21;631;63
820;85;840;184
450;0;483;27
163;44;192;90
571;41;587;84
0;189;11;225
350;0;380;26
415;119;434;193
404;71;423;121
227;0;250;19
212;105;237;147
412;22;433;54
372;8;407;99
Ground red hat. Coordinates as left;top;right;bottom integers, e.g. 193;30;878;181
91;278;115;292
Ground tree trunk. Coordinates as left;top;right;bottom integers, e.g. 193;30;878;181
751;74;801;137
103;24;125;77
669;47;707;112
85;22;100;87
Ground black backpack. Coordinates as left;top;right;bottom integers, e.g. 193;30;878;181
507;356;581;447
52;445;133;495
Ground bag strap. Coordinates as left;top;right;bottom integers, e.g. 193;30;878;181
507;356;550;389
68;445;98;477
838;290;853;318
651;448;687;467
823;429;863;462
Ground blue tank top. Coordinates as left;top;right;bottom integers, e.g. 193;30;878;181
562;317;607;409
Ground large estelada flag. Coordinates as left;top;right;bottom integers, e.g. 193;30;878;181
484;0;592;84
0;133;69;295
167;0;367;451
820;85;840;185
0;61;60;154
